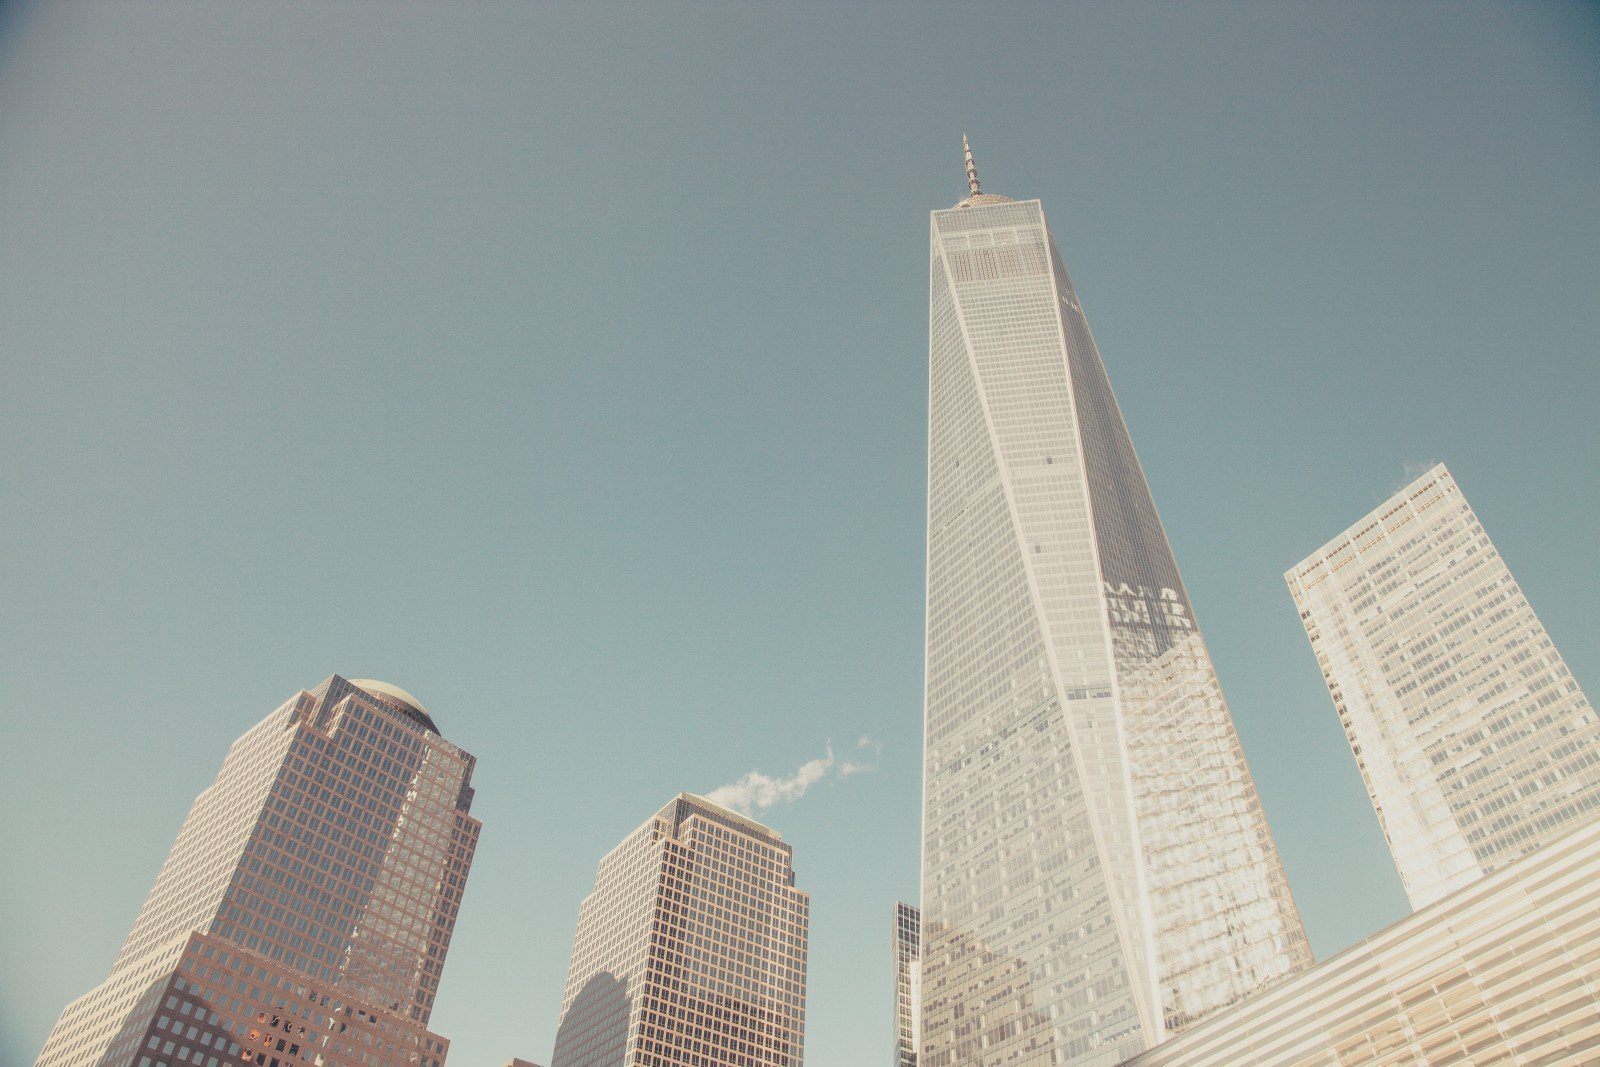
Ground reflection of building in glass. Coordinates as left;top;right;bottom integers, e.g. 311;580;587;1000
891;903;920;1067
1288;464;1600;910
551;794;808;1067
922;924;1058;1064
920;139;1310;1066
34;676;481;1067
1125;817;1600;1065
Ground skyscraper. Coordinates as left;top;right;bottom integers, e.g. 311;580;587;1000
1287;463;1600;909
920;139;1311;1066
550;793;808;1067
34;675;481;1067
891;902;920;1067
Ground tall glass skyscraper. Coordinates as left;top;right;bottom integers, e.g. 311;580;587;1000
919;140;1311;1067
551;793;809;1067
1287;464;1600;909
34;676;481;1067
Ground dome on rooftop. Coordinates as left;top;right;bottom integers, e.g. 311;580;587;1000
956;192;1014;208
349;679;439;734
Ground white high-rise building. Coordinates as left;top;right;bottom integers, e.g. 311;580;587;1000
1287;463;1600;910
919;139;1311;1067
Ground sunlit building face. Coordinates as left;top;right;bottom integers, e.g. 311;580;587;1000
552;794;808;1067
920;146;1311;1067
1124;818;1600;1066
1288;464;1600;909
34;676;481;1067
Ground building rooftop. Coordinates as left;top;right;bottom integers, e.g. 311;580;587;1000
669;792;787;845
349;678;440;735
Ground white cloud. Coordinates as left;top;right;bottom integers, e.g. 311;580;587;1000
1394;459;1442;493
707;737;880;815
839;736;883;779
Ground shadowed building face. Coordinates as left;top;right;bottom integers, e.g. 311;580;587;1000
552;794;809;1067
33;676;481;1067
891;903;920;1067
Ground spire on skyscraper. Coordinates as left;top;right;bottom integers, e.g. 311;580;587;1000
956;134;1011;208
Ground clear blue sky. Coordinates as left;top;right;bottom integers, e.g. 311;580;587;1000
2;4;1596;1065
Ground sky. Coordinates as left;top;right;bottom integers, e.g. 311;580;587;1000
1;3;1597;1065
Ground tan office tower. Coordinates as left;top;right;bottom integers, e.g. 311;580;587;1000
919;140;1310;1067
34;676;481;1067
1288;464;1600;909
551;794;809;1067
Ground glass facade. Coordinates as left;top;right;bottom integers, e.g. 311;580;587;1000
1125;816;1600;1066
551;794;808;1067
33;676;481;1067
1287;464;1600;909
891;903;920;1067
921;185;1310;1066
